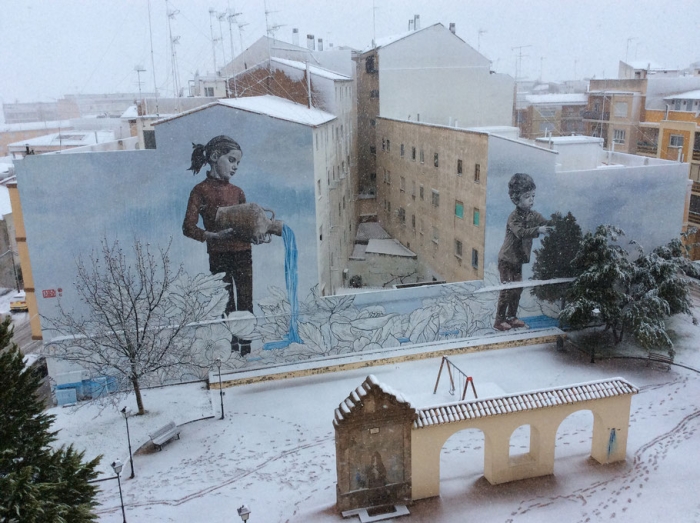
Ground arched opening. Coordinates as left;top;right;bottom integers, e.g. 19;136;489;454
439;428;486;495
509;424;539;464
554;409;595;474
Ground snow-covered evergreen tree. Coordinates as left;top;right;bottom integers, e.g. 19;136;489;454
531;211;583;305
0;317;101;522
561;226;695;352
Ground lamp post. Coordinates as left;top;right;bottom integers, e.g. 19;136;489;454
237;505;251;521
215;357;224;419
121;407;134;479
111;459;127;523
590;308;601;363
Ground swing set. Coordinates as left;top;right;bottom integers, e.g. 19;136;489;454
433;356;478;401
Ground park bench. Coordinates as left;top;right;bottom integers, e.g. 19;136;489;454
149;421;181;451
647;351;673;371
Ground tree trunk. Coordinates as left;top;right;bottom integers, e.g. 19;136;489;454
132;377;145;415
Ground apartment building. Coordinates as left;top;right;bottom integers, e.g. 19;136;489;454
516;94;587;139
375;118;488;283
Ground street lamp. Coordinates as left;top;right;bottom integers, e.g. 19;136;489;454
237;505;251;521
215;357;224;419
111;459;127;523
590;308;601;364
121;407;134;479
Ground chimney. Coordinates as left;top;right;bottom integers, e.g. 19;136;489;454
414;14;420;30
318;38;324;51
292;28;299;46
307;34;315;50
408;19;413;31
449;23;456;34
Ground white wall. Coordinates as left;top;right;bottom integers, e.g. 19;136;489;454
378;25;514;127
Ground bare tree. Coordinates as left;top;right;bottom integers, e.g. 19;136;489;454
44;238;224;415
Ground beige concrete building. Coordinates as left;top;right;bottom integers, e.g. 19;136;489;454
375;118;489;283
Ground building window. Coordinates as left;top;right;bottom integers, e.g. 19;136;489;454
412;180;416;199
454;240;463;258
382;138;386;151
455;200;464;219
420;185;424;200
317;179;321;195
420;149;424;164
412;214;416;229
370;119;376;127
472;248;479;269
387;201;391;213
143;130;156;149
398;207;406;224
412;146;416;160
370;172;376;182
613;101;628;118
387;139;390;151
432;226;439;244
431;190;440;207
613;129;626;144
457;159;463;175
434;152;439;167
204;87;215;97
387;170;391;184
670;134;684;148
365;55;376;73
370;90;379;98
370;145;376;155
537;106;556;117
319;226;323;242
474;164;481;183
400;144;405;157
400;176;406;192
473;208;480;226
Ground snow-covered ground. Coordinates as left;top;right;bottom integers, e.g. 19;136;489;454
48;306;700;522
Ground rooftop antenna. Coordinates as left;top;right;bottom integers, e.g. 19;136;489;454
477;29;486;52
237;20;249;53
574;58;578;79
263;0;284;39
372;0;377;47
226;9;242;97
166;1;182;105
134;65;146;100
146;0;159;115
539;56;544;81
218;12;228;69
209;8;220;72
511;44;531;81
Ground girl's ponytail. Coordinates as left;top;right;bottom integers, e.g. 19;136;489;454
188;143;208;174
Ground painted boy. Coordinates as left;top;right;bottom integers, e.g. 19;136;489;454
494;173;553;331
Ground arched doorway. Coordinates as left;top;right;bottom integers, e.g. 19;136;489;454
554;409;595;474
439;428;486;495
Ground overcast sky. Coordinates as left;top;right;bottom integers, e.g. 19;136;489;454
1;0;699;107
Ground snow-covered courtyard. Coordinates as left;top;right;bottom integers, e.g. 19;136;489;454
48;305;700;523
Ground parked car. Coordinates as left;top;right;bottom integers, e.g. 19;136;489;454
10;291;27;313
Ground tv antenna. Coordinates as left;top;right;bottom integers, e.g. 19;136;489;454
209;8;221;72
477;29;487;52
134;65;146;99
511;44;532;81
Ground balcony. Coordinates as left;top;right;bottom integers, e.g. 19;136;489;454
581;110;610;121
636;143;658;157
693;150;700;162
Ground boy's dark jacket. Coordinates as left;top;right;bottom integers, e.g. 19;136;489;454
498;208;550;265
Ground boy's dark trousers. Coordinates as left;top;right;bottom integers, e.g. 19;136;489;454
496;260;523;322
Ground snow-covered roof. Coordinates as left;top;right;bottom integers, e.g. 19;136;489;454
362;23;440;52
624;60;664;71
270;57;352;81
414;378;638;429
366;239;416;257
8;130;115;148
535;136;603;145
350;243;366;260
0;185;11;216
524;93;588;105
588;90;639;95
334;375;415;426
0;120;72;133
664;89;700;101
355;222;391;242
121;105;138;118
155;96;335;128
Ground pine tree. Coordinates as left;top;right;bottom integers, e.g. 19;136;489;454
0;317;101;522
531;211;584;305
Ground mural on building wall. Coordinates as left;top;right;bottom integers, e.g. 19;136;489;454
494;173;554;331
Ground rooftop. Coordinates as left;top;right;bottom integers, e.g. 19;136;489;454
270;57;352;81
366;239;416;257
664;89;700;101
8;130;115;148
524;93;588;105
155;96;336;128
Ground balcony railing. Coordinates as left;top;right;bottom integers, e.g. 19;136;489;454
581;110;610;121
693;150;700;162
637;143;658;156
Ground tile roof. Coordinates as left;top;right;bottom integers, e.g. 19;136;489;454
334;375;415;427
414;378;638;429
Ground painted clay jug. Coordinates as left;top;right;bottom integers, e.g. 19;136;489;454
215;203;283;243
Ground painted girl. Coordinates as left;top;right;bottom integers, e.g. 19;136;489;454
183;135;255;354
